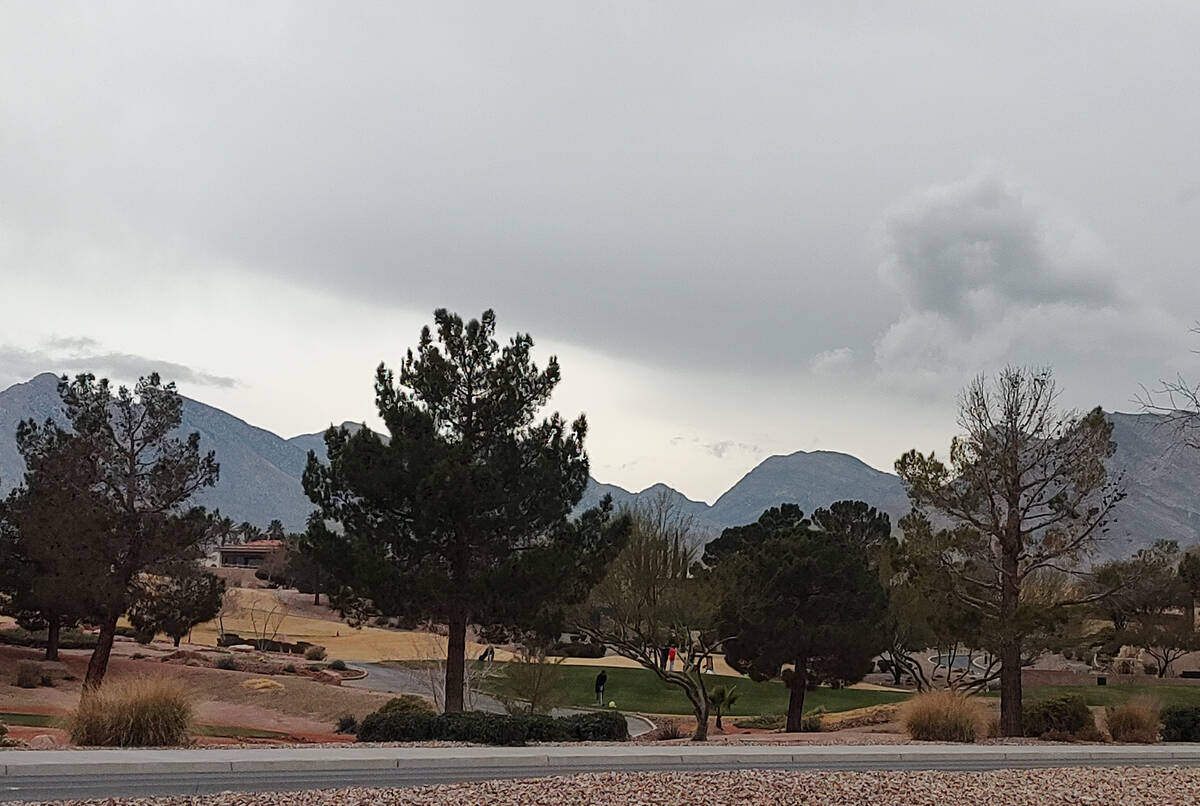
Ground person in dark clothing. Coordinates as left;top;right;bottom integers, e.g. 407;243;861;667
595;670;607;705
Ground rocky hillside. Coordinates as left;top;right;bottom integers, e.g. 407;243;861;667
1;374;1197;554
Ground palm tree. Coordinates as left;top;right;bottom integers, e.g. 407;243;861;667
708;684;740;732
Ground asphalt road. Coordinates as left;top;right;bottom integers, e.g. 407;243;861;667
4;745;1200;802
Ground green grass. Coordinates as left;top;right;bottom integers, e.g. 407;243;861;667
0;711;287;739
1006;685;1200;709
0;712;55;727
483;663;909;716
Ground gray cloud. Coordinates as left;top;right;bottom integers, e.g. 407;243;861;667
0;343;237;390
2;3;1199;499
878;172;1119;323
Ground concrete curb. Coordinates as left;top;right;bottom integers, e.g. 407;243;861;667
5;743;1200;778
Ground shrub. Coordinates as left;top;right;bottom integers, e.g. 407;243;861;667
557;710;629;741
335;714;358;735
1161;705;1200;742
378;695;435;715
1023;694;1094;739
68;677;193;746
800;706;826;733
733;713;784;731
656;719;685;740
304;645;327;661
356;708;627;745
16;660;41;688
0;628;97;650
902;690;983;742
358;710;438;742
329;659;348;671
39;673;54;687
1105;699;1160;743
215;655;239;671
547;641;607;659
283;663;297;673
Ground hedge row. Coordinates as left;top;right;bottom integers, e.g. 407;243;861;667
1023;694;1093;738
1162;705;1200;742
356;709;628;745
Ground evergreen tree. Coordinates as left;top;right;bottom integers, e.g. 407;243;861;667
4;422;112;660
303;309;628;712
710;503;889;732
128;569;225;647
18;373;218;688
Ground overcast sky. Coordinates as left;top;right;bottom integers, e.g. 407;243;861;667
2;2;1199;502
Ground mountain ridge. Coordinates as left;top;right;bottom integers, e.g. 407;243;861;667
1;374;1198;555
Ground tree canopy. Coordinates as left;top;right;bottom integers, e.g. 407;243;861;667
895;366;1123;736
303;309;628;711
710;501;889;732
17;373;218;687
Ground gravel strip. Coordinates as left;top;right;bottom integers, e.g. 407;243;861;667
10;767;1200;806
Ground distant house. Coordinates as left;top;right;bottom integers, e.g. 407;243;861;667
217;539;285;569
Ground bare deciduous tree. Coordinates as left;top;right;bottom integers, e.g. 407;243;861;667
896;366;1124;737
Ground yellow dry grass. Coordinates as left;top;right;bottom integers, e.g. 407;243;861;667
191;588;517;663
242;678;285;691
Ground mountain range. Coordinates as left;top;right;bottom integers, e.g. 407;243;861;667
2;372;1198;556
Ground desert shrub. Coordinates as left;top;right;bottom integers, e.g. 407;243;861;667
304;645;327;661
733;713;784;731
902;690;983;742
328;659;348;671
356;708;627;745
335;714;358;735
656;719;685;740
1105;699;1160;743
15;660;41;688
1023;694;1094;739
68;677;193;747
39;673;54;687
378;695;435;715
1161;705;1200;742
283;663;297;673
800;706;827;733
215;655;239;671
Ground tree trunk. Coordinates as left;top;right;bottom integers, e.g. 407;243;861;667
998;511;1024;738
784;664;808;733
690;694;709;741
715;709;723;731
444;606;468;713
44;614;60;662
314;590;320;606
999;639;1022;736
84;610;120;690
173;635;182;648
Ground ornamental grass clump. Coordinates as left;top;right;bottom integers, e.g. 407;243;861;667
902;690;983;743
68;677;194;747
1105;698;1161;743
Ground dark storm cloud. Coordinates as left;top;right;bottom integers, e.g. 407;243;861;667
0;343;237;389
1;2;1198;384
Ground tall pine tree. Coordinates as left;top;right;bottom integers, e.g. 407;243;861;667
304;309;627;712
